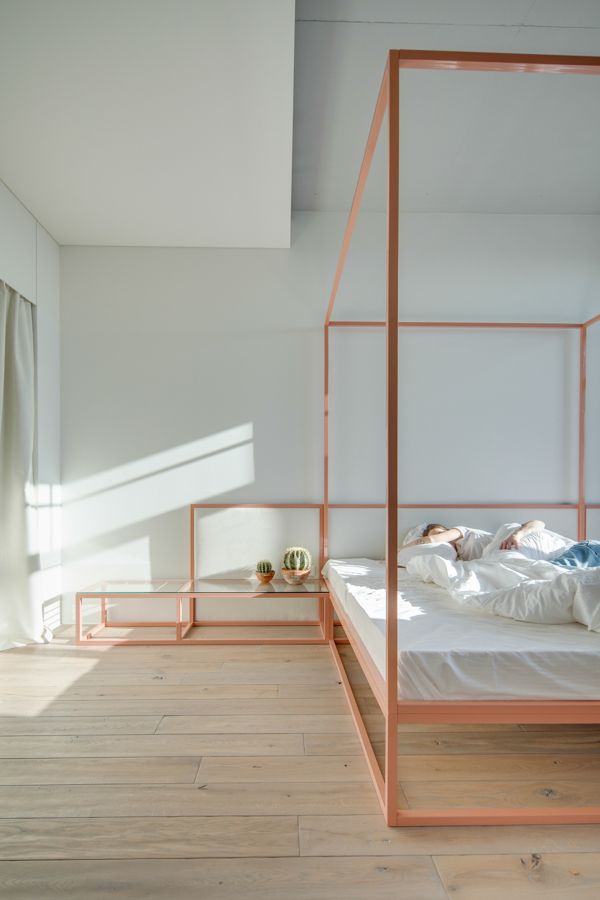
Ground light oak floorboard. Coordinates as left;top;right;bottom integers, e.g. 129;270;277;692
157;714;355;734
0;782;380;818
0;757;200;785
0;815;298;860
0;733;304;758
4;645;331;665
299;815;600;856
0;670;336;686
196;755;371;783
3;683;279;699
396;754;600;782
278;682;345;697
363;709;524;734
0;716;162;735
0;654;226;670
0;697;349;716
304;731;600;757
221;662;341;684
39;635;332;661
0;658;219;669
403;779;600;809
433;852;600;899
0;857;447;900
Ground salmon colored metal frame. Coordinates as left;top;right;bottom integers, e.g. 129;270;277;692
76;588;192;646
76;504;328;646
324;49;600;827
74;589;327;645
186;503;328;645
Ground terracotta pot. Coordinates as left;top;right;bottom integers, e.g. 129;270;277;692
255;570;275;584
281;568;311;585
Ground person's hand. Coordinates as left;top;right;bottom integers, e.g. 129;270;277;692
414;536;435;545
500;530;522;551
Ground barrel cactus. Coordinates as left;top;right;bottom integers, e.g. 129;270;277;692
282;547;312;572
256;559;274;574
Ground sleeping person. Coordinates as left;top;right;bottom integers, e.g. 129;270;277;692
401;522;600;632
405;523;496;560
405;521;600;569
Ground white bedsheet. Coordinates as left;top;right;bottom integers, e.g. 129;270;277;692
323;558;600;701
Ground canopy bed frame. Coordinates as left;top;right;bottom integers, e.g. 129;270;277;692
322;50;600;827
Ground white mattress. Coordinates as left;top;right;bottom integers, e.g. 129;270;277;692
324;558;600;701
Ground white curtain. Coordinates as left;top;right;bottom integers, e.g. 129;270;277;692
0;280;49;650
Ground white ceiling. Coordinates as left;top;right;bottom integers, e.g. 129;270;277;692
2;1;600;246
0;0;295;247
293;0;600;213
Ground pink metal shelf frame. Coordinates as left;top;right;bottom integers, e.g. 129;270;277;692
187;503;329;644
76;504;328;647
323;49;600;827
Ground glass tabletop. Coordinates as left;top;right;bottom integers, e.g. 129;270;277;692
81;578;328;595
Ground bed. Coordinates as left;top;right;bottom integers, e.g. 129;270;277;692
324;557;600;702
322;49;600;826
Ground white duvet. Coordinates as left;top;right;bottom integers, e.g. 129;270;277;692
406;551;600;632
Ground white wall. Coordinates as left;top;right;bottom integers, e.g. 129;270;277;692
0;180;62;632
0;180;37;301
332;210;600;548
60;210;600;623
60;216;326;621
336;212;600;322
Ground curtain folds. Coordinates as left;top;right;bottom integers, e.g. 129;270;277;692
0;280;49;650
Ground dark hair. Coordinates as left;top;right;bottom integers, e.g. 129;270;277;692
423;523;448;537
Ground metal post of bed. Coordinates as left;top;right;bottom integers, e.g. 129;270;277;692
323;50;600;827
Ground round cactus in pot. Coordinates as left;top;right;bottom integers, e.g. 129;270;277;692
255;559;275;584
281;547;312;584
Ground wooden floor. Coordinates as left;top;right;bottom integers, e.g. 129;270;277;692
1;628;600;899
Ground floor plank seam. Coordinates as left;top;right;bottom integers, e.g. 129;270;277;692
430;855;452;900
0;815;304;820
0;855;311;862
0;813;381;820
193;757;203;781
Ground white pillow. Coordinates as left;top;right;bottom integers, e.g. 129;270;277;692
400;523;428;546
397;542;457;568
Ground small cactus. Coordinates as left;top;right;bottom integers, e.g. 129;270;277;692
282;547;312;572
256;559;274;574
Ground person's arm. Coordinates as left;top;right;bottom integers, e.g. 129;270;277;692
499;520;545;551
404;527;462;549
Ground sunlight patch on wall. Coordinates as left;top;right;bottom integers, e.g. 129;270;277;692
62;424;255;547
26;482;62;563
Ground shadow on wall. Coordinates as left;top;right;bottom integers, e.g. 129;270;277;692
61;424;256;622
